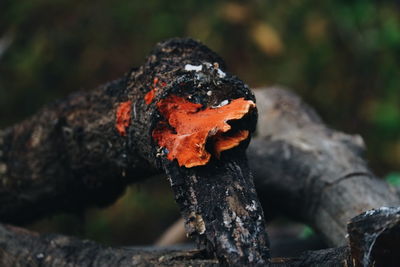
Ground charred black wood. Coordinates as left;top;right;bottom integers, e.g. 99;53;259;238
164;156;269;265
11;206;397;267
0;222;351;267
0;78;156;225
0;224;219;267
125;38;269;265
2;43;400;264
0;38;269;265
348;207;400;267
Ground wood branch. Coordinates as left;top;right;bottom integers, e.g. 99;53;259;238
0;78;157;225
0;222;349;267
0;224;219;267
248;87;400;246
124;38;269;265
0;38;269;265
2;79;398;259
348;207;400;267
150;86;400;252
1;38;399;264
3;207;399;266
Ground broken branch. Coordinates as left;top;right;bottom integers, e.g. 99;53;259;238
0;38;269;265
2;207;399;266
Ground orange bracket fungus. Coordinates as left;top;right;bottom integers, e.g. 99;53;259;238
152;96;255;168
115;100;132;136
213;130;249;158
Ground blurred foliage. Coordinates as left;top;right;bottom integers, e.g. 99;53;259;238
386;172;400;187
1;0;399;245
299;225;315;240
29;176;180;246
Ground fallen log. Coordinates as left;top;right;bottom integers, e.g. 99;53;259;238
0;224;219;267
0;38;269;265
2;83;399;260
249;88;400;246
0;78;156;224
0;222;346;267
348;206;400;267
1;207;399;266
1;39;399;264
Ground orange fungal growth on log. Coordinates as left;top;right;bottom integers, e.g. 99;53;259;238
144;77;160;105
152;96;255;168
145;89;156;105
115;100;132;136
213;130;250;158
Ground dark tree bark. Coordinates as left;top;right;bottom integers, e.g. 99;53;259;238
248;88;400;246
3;207;399;267
152;86;400;251
0;224;219;267
124;39;269;265
0;223;349;267
0;78;156;225
348;207;400;267
2;84;400;263
1;39;399;265
0;38;269;265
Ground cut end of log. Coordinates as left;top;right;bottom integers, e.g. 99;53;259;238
115;100;132;136
152;96;255;168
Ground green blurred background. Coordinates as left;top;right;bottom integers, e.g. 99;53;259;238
1;0;399;246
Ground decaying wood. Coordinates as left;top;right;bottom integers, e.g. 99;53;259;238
1;37;399;265
157;88;400;251
0;222;346;267
2;207;399;266
154;87;400;250
0;38;269;265
348;207;400;267
0;224;219;267
164;156;270;265
125;38;269;265
248;88;400;246
0;78;157;225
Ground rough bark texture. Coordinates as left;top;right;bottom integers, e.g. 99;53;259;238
1;43;400;264
164;156;269;265
248;88;400;246
0;224;219;267
124;38;268;265
0;38;269;265
3;207;399;266
0;223;351;267
348;207;400;267
0;78;156;225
